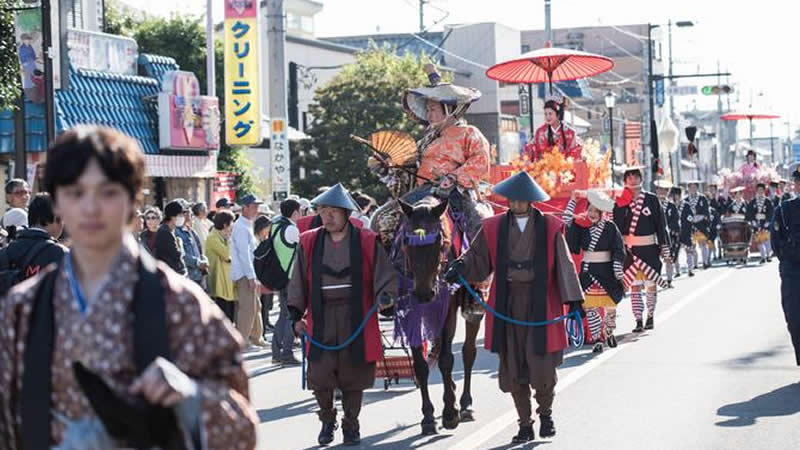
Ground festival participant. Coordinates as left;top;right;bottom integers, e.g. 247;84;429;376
564;189;625;351
445;171;584;443
746;183;774;264
287;184;397;446
728;186;748;216
525;94;583;161
740;149;760;175
399;63;489;238
665;186;683;285
680;180;712;273
769;180;782;210
613;166;670;332
0;126;257;448
779;179;792;203
771;164;800;367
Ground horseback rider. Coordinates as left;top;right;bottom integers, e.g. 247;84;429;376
370;63;489;242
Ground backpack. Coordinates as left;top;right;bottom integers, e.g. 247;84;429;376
0;239;52;296
254;220;296;290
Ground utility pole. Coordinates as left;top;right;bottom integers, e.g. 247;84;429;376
41;0;56;146
647;24;656;186
716;60;723;172
206;0;215;97
13;94;26;180
267;0;289;202
419;0;425;32
667;19;674;119
544;0;552;42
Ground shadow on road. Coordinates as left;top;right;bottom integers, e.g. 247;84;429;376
257;397;317;423
715;382;800;427
295;419;452;449
719;344;789;368
485;439;551;450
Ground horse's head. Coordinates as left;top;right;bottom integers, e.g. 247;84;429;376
399;197;450;303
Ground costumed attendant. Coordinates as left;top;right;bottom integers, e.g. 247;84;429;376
525;94;583;161
287;184;397;446
613;166;670;333
728;186;748;216
771;164;800;367
665;186;683;285
653;180;673;282
746;183;774;264
444;171;584;443
400;63;489;239
680;181;711;274
564;189;625;352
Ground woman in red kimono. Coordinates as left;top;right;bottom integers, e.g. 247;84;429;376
525;95;583;161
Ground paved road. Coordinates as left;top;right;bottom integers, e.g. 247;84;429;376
249;259;799;449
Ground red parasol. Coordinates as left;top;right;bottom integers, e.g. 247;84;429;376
486;45;614;94
720;110;780;146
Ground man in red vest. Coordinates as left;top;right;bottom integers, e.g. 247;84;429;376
287;183;396;446
445;171;584;443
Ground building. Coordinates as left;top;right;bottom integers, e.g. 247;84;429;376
1;5;219;210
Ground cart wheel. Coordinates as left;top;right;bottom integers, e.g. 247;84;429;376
384;379;390;390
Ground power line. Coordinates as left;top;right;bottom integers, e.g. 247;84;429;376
410;33;489;70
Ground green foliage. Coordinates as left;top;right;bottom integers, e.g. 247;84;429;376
103;0;138;36
103;4;251;197
294;48;442;201
0;0;21;111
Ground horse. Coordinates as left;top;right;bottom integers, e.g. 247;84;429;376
377;195;484;435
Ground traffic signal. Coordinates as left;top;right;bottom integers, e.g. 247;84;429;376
701;85;733;95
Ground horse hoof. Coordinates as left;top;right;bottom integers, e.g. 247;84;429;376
460;408;475;422
421;421;438;435
442;409;460;430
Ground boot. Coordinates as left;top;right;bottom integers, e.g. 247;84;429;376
632;320;644;333
688;270;695;277
318;422;337;446
645;316;654;330
511;424;535;443
606;334;618;348
342;429;361;446
592;342;604;353
539;414;556;438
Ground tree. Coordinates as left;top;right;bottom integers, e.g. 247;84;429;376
294;48;441;201
103;0;138;36
104;6;253;198
0;0;21;111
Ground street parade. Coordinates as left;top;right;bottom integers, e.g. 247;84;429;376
1;0;800;449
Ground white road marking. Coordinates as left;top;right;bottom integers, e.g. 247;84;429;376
454;268;736;450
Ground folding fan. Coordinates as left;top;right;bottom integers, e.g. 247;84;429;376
351;130;417;167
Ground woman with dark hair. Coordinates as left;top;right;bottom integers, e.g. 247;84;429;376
207;210;237;322
0;126;256;448
526;94;583;161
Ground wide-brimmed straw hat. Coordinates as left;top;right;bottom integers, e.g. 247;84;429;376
402;64;481;125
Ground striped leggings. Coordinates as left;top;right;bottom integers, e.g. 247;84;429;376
587;306;618;341
630;282;657;321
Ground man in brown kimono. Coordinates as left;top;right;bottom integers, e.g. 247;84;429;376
288;183;397;447
0;127;257;449
446;171;584;443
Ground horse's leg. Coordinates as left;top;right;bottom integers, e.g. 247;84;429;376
412;346;436;435
439;298;460;430
460;311;480;422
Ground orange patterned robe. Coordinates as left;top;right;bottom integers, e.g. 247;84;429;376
417;124;490;190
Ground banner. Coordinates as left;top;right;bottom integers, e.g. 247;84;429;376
14;5;61;103
66;28;138;75
158;71;220;150
224;0;260;146
270;118;290;201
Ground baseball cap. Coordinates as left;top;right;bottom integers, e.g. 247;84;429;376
216;197;234;209
240;194;263;206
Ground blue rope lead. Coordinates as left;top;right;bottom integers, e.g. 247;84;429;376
457;274;585;348
300;302;381;389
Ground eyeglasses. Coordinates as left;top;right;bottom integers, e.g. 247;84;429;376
145;215;159;220
12;189;29;196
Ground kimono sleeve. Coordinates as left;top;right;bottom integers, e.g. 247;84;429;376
451;127;490;190
554;231;584;304
460;227;493;283
163;276;257;449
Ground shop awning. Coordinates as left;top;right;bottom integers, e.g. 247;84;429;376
144;153;217;178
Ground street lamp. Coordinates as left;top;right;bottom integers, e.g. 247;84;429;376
605;91;616;182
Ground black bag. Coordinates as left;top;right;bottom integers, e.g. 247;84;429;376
254;221;295;290
0;239;51;296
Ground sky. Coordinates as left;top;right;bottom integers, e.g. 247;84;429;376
133;0;798;140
